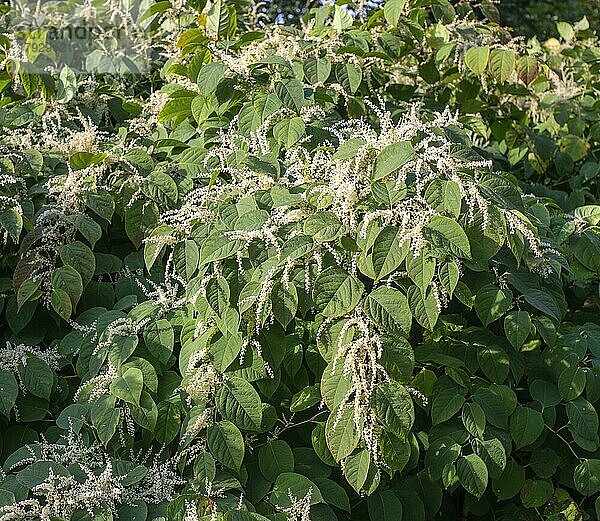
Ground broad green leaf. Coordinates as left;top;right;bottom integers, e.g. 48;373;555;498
271;473;323;508
19;355;53;400
258;440;294;481
457;454;488;499
431;388;465;425
303;57;331;84
216;376;263;431
503;311;531;350
510;406;544;449
558;365;586;401
273;117;305;148
462;402;486;438
384;0;408;26
566;398;599;444
574;460;600;496
424;215;471;259
371;380;414;436
489;49;516;83
407;286;439;330
207;420;245;471
0;370;18;418
110;367;143;406
371;227;408;280
474;284;512;326
407;252;435;293
364;286;412;336
464;46;490;75
51;266;83;308
367;489;403;521
374;142;415;180
313;266;364;318
343;449;370;493
326;406;360;462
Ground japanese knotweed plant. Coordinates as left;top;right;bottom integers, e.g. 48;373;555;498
0;1;599;521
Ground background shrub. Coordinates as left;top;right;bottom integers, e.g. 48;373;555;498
0;1;599;520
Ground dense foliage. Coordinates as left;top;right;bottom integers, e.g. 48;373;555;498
0;0;599;520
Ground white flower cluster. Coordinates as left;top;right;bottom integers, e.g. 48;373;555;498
327;309;386;464
0;341;60;390
0;429;186;521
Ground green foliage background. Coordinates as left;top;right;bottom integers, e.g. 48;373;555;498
0;0;599;520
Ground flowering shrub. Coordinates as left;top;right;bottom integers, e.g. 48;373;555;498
0;1;599;520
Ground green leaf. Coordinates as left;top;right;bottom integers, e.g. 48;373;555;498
367;489;404;521
91;396;120;445
326;406;360;462
431;388;465;425
130;391;158;432
110;367;143;406
474;438;506;479
205;0;230;38
17;278;40;310
364;286;412;336
457;454;488;499
474;284;512;326
303;212;344;243
477;344;509;383
574;460;600;496
84;188;114;221
19;356;53;400
216;376;263;431
321;361;352;411
517;56;539;86
51;265;83;308
200;234;243;266
464;46;490;75
530;380;561;407
374;142;415;180
493;459;525;500
145;171;178;207
51;288;72;320
258;440;294;481
566;398;599;443
335;62;362;94
384;0;408;26
371;227;408;280
489;49;516;83
0;370;18;418
274;79;304;112
333;5;353;30
303;57;331;84
510;406;544;449
343;449;370;493
424;215;471;259
0;207;23;242
207;420;245;471
273;117;305;148
520;479;553;508
155;401;180;444
271;473;323;508
558;365;586;401
407;252;435;293
196;62;227;95
503;311;531;350
407;286;439;331
313;266;364;318
370;380;414;436
58;241;96;286
143;319;174;365
380;430;411;474
425;436;461;481
462;402;486;438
